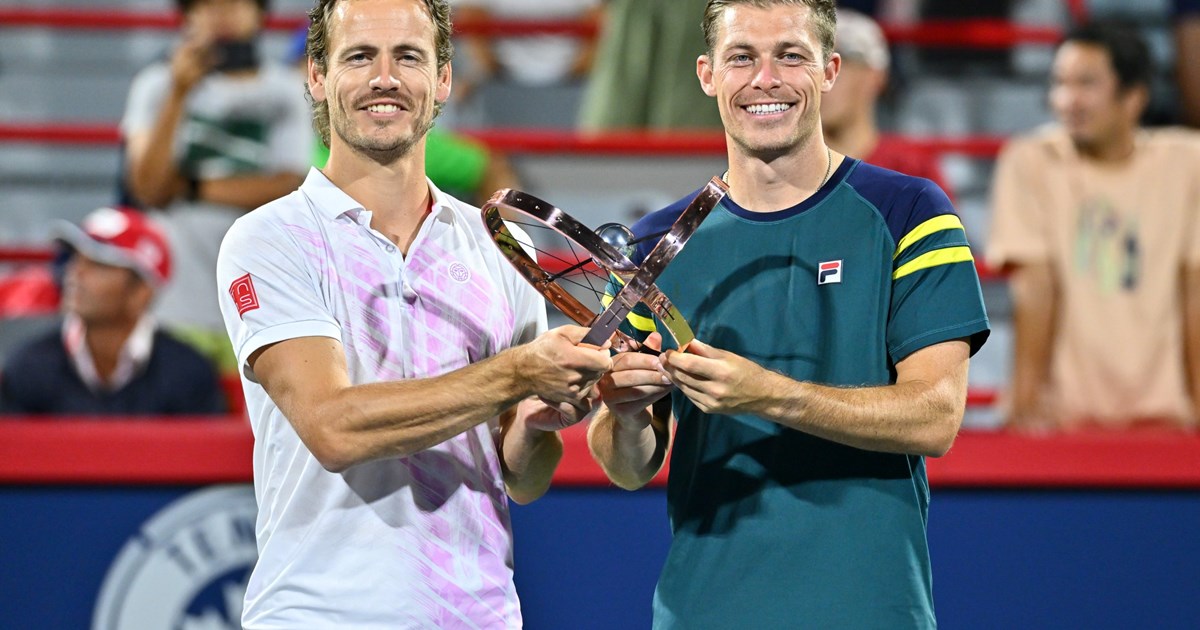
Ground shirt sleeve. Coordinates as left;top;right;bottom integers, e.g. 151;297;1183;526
888;182;990;361
119;64;170;140
216;210;341;382
986;138;1051;269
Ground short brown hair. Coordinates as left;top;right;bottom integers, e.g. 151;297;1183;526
702;0;837;62
305;0;454;147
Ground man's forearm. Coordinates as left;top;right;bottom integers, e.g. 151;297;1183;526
126;89;189;209
751;368;966;457
1008;263;1057;420
1183;267;1200;418
587;401;670;490
200;172;306;211
663;340;970;457
265;340;535;473
500;406;564;505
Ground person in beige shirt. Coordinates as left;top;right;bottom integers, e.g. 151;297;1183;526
988;22;1200;431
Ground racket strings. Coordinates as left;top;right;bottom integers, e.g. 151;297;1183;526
503;218;615;308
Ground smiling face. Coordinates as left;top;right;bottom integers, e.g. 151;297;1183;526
308;0;451;165
698;3;838;161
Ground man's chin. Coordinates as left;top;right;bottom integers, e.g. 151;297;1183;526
358;142;419;165
1068;132;1099;153
731;133;802;161
335;133;419;163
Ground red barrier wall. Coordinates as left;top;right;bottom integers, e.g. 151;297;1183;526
1;419;1196;488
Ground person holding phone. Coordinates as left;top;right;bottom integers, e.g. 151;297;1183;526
120;0;313;374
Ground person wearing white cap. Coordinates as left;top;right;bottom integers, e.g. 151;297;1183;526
821;8;949;190
0;207;225;416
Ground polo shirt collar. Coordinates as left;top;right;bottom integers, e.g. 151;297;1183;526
300;167;458;224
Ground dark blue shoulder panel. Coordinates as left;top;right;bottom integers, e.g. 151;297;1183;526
628;189;699;264
844;161;957;247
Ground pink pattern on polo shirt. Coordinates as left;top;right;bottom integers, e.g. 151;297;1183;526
285;216;523;627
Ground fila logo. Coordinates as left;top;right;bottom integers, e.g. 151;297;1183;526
818;260;843;285
229;273;260;318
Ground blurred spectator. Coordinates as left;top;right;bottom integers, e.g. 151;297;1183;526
988;23;1200;432
822;8;949;192
120;0;311;373
1174;0;1200;127
450;0;601;99
578;0;721;131
0;208;224;416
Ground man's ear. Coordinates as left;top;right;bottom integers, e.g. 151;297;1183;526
128;276;156;316
697;54;717;97
436;60;453;104
822;52;842;93
1121;83;1150;123
308;56;327;103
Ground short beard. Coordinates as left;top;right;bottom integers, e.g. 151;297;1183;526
331;108;437;166
726;105;818;163
730;124;814;164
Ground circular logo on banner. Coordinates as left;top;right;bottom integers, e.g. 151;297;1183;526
92;485;258;630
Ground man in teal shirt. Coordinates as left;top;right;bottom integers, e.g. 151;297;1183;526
588;1;989;627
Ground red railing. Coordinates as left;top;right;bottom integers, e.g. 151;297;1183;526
0;121;1008;158
0;419;1195;488
0;7;1073;49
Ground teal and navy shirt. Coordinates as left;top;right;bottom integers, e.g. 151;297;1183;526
619;158;989;629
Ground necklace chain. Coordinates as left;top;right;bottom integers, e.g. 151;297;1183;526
818;145;833;189
720;145;835;190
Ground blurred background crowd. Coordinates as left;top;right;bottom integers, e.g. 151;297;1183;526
1;0;1199;434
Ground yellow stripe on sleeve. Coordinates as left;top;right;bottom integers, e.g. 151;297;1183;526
893;215;965;260
892;246;974;280
600;294;658;332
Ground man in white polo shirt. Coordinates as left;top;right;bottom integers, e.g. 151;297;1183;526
216;0;612;627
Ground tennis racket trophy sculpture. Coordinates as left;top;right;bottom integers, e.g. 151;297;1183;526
481;177;728;354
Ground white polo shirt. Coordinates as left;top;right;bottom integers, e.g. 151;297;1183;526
216;168;545;629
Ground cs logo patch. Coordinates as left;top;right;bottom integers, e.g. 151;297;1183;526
229;274;260;318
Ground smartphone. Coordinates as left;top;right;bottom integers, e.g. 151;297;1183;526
212;39;258;73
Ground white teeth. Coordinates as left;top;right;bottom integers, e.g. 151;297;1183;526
367;104;399;113
745;103;791;115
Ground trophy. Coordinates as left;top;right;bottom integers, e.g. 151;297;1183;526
481;177;728;353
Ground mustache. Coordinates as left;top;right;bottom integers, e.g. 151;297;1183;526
352;95;415;110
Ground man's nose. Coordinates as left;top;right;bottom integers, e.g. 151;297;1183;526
369;56;400;90
750;58;783;89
